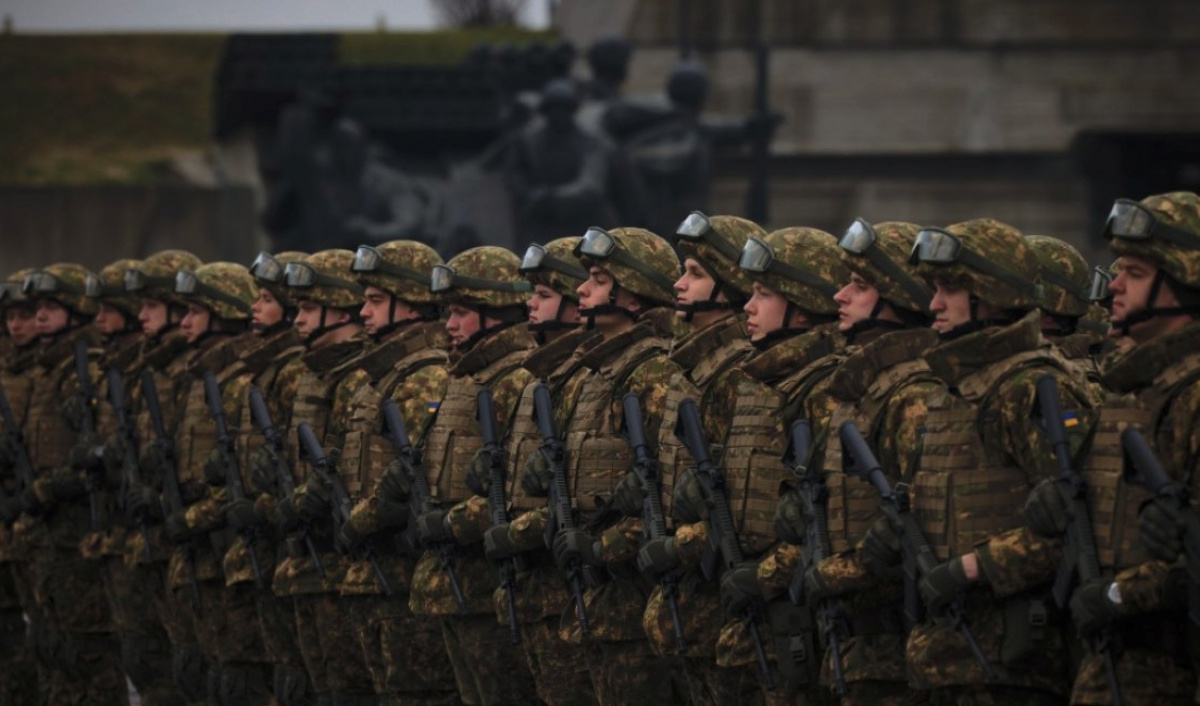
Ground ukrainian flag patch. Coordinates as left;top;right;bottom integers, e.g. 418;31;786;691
427;401;440;415
1062;411;1079;428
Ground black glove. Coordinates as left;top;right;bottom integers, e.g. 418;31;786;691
137;443;167;476
164;511;192;545
860;514;904;577
521;450;554;498
101;435;128;478
484;523;517;562
1138;497;1187;563
67;432;103;471
299;480;332;522
464;449;492;497
50;469;89;501
919;556;972;615
1070;579;1121;637
773;488;810;546
636;537;679;576
803;564;835;603
248;446;280;497
610;472;646;518
416;509;453;544
375;499;410;532
337;523;367;555
377;459;413;504
552;528;600;572
226;498;259;532
125;483;163;523
203;448;229;487
671;468;709;524
720;562;764;617
274;495;302;534
1024;479;1071;538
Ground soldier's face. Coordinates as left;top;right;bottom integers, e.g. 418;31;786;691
929;282;972;334
674;258;725;323
138;298;169;338
180;303;212;344
252;287;285;332
1110;255;1186;342
94;302;129;336
445;303;482;348
577;266;641;334
34;299;69;338
360;285;418;336
5;306;36;347
834;273;882;332
744;282;791;341
528;284;578;327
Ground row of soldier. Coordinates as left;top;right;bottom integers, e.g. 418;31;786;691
0;190;1195;706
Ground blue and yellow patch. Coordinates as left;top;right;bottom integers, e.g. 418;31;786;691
1062;410;1080;428
426;401;440;415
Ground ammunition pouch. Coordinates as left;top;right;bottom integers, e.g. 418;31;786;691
218;662;272;706
172;643;208;702
273;663;311;706
1000;593;1051;669
766;599;819;695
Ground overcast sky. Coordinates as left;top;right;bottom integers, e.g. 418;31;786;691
0;0;550;32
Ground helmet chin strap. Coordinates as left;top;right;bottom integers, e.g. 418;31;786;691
303;306;357;348
842;297;907;344
938;295;1017;341
582;282;637;331
1111;270;1192;336
530;295;580;344
750;303;834;351
675;279;741;323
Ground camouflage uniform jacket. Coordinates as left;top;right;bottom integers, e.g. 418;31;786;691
904;311;1098;693
340;320;450;596
1069;321;1200;705
274;335;370;596
408;323;533;617
166;333;257;590
550;308;682;644
497;327;599;625
804;327;941;687
0;342;39;564
78;330;144;561
222;326;306;587
643;313;753;657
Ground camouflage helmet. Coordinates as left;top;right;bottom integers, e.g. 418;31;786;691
249;250;307;306
519;237;588;301
838;220;932;315
174;262;256;321
432;246;532;312
0;267;36;312
1025;235;1090;318
1089;259;1119;308
574;227;680;307
126;249;203;307
351;240;442;305
85;258;142;319
911;219;1042;312
674;212;760;302
739;227;846;315
285;250;364;310
1106;191;1200;289
23;263;97;317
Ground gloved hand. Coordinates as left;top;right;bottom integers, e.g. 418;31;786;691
1070;579;1121;637
125;483;163;523
552;528;600;572
49;469;89;501
671;468;709;524
377;459;413;504
919;556;972;615
860;514;904;577
803;563;835;603
720;562;764;617
203;448;228;487
101;435;127;478
374;500;410;532
299;480;332;522
636;537;679;576
226;497;259;532
484;523;517;562
610;472;645;518
1024;479;1071;538
1138;497;1187;563
248;446;280;497
274;495;302;534
773;488;810;546
416;509;453;544
59;395;89;432
137;443;167;476
164;511;192;545
521;450;554;498
67;432;103;471
337;523;366;555
464;449;493;497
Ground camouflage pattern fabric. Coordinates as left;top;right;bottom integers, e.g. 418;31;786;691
348;594;459;705
440;614;538;706
1109;191;1200;289
912;219;1041;313
519;615;597;706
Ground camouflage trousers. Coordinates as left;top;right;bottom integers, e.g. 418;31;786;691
521;615;596;706
439;613;538;706
679;656;764;706
217;583;274;706
258;590;314;706
105;557;184;706
293;592;373;700
0;602;39;706
162;576;222;705
583;639;687;706
1071;647;1195;706
926;685;1066;705
345;593;459;705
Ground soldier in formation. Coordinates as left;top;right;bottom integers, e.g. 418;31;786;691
4;190;1200;706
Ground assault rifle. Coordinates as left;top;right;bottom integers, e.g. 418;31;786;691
533;382;591;639
381;399;465;612
675;398;774;689
73;339;102;531
476;389;520;644
623;392;685;652
1037;376;1121;704
247;387;323;577
0;377;35;518
142;369;202;614
203;372;263;589
1123;426;1200;627
840;419;997;682
296;422;391;595
106;369;151;560
783;419;845;697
